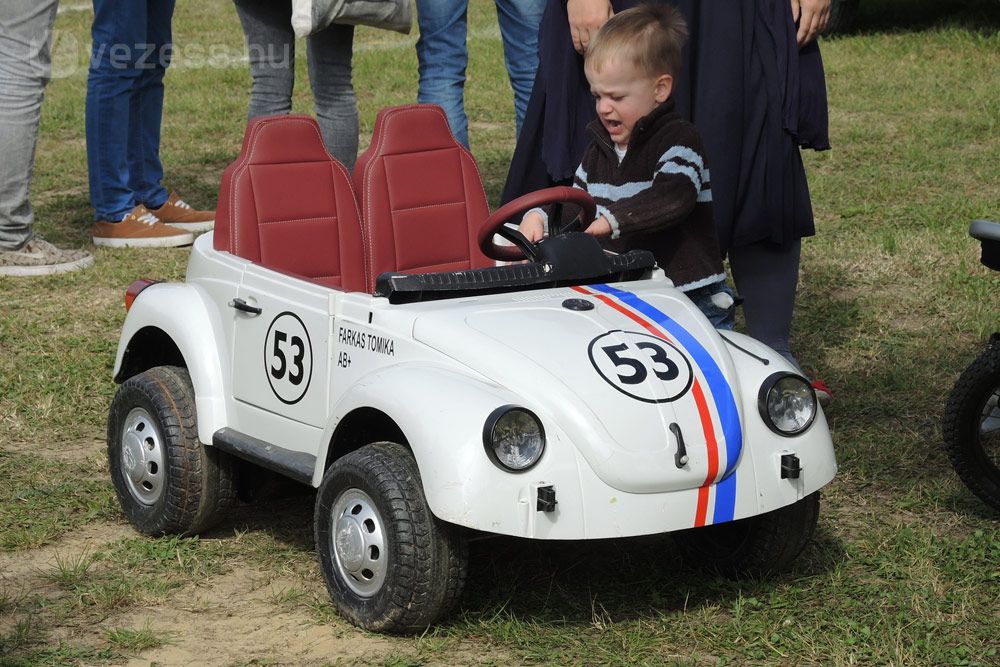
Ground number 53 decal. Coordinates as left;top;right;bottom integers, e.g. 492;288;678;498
264;312;313;405
588;330;693;403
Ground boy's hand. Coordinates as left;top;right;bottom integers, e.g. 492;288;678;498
519;211;546;243
584;216;612;238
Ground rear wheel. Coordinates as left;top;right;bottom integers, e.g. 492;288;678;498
107;366;237;535
314;442;468;633
942;341;1000;510
672;492;819;577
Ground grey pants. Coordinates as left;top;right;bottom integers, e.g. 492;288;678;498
729;239;802;370
0;0;58;251
233;0;358;171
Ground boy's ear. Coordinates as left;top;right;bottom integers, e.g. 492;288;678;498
654;74;673;103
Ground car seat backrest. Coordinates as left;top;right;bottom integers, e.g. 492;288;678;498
352;104;491;292
214;115;366;292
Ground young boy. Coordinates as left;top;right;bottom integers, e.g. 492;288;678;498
518;3;734;328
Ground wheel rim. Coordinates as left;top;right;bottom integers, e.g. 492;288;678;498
329;488;387;598
976;388;1000;470
120;407;165;506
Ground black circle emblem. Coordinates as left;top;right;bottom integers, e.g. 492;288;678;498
264;311;313;405
587;330;694;403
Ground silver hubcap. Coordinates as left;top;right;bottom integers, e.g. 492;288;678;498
330;488;386;597
120;407;164;505
980;392;1000;436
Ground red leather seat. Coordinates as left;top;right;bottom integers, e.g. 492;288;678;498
214;115;366;292
353;104;492;292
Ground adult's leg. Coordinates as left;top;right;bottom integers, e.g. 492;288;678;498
728;239;802;369
233;0;296;119
307;22;358;170
87;0;149;221
131;0;175;210
0;0;57;250
415;0;469;147
494;0;545;136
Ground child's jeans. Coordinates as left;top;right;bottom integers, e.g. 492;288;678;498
684;281;736;330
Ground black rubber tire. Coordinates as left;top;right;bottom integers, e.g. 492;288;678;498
314;442;468;634
824;0;860;35
107;366;237;535
672;492;819;577
942;342;1000;510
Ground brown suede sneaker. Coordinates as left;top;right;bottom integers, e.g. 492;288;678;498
147;191;214;232
92;205;194;248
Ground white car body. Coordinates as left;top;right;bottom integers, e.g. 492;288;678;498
114;233;836;541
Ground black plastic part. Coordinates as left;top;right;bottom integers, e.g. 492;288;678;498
374;236;655;304
562;298;594;311
970;220;1000;271
669;423;689;469
229;297;262;314
780;454;802;479
719;332;770;366
536;485;557;512
213;427;315;485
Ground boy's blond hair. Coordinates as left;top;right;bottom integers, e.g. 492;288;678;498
585;3;688;79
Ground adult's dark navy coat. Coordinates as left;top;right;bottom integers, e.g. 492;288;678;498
502;0;830;251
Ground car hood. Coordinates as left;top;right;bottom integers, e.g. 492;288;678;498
411;283;745;494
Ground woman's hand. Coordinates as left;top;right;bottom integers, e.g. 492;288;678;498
567;0;614;54
790;0;830;46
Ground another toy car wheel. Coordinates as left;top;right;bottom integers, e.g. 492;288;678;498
107;365;237;535
314;442;468;634
942;341;1000;510
672;492;819;577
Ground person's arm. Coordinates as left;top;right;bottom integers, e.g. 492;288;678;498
599;141;706;240
566;0;614;54
790;0;831;46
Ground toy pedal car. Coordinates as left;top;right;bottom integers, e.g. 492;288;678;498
106;105;837;634
941;220;1000;510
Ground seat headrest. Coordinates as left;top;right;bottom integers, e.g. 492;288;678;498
241;114;332;165
366;104;461;157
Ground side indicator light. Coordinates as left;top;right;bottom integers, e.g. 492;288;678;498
125;279;158;311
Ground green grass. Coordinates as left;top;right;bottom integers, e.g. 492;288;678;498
1;0;999;665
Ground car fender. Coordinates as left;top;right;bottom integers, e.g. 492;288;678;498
718;330;838;514
113;282;230;444
321;364;584;535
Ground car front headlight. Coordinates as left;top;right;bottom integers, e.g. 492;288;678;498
758;373;817;436
483;406;545;472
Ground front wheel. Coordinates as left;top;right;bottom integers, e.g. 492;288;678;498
942;341;1000;510
672;492;819;577
107;366;237;535
314;442;468;633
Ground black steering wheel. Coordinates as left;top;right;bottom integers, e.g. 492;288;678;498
477;186;597;262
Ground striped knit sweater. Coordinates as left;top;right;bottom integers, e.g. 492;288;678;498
576;99;725;291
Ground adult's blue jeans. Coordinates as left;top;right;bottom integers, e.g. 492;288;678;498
0;0;57;250
86;0;175;222
415;0;544;148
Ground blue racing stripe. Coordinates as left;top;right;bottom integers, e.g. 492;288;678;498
713;471;737;523
591;284;743;513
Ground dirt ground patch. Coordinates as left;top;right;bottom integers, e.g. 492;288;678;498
1;519;509;666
